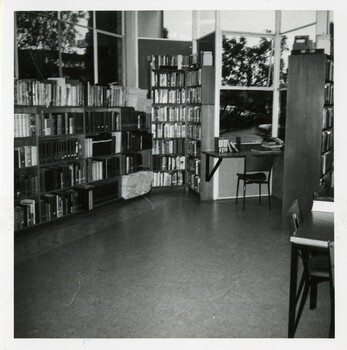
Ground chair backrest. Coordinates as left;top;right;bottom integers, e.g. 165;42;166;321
245;154;274;173
287;199;304;234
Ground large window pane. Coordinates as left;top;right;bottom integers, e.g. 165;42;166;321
138;11;164;38
221;11;275;33
16;12;59;79
97;33;123;85
95;11;122;35
220;90;273;144
222;34;274;87
60;11;94;82
163;11;192;40
281;11;316;33
196;10;215;39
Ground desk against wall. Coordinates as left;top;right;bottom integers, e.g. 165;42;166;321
202;144;284;200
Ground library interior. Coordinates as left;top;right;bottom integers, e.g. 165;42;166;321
3;8;344;344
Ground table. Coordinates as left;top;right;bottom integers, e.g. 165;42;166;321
202;148;282;182
288;211;334;338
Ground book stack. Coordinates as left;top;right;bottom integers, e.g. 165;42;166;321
14;146;38;168
39;138;82;164
86;157;120;182
153;171;184;187
14;113;36;137
152;155;186;171
215;137;239;154
85;110;120;133
14;174;38;199
39;112;84;136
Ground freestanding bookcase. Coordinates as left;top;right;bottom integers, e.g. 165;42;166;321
282;53;334;224
14;85;152;232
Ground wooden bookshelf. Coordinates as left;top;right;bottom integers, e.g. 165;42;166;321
282;54;334;224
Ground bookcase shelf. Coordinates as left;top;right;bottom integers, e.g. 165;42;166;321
14;101;152;232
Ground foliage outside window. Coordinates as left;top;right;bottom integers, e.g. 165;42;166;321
220;90;273;143
16;11;123;85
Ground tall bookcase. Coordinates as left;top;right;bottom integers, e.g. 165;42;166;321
282;53;334;224
14;82;152;232
149;55;215;197
150;57;187;188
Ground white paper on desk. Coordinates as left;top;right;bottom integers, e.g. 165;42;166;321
312;200;334;213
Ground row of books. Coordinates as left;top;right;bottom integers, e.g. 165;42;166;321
86;83;127;107
122;154;143;174
39;112;84;136
186;106;201;123
215;137;239;154
85;133;114;157
86;157;121;183
151;106;187;122
14;113;36;137
14;146;38;168
15;78;85;106
122;131;153;152
322;107;333;129
185;69;202;87
151;123;186;139
14;78;127;107
14;189;81;230
186;87;202;104
85;111;120;133
186;124;201;141
186;158;201;175
324;83;334;105
153;88;187;104
152;139;185;155
321;150;333;176
186;140;201;157
151;71;185;88
326;60;334;82
40;163;86;192
153;171;184;187
152;155;186;171
14;174;38;199
186;173;200;193
39;138;82;165
149;55;193;70
321;130;333;154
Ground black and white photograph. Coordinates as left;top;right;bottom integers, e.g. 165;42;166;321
1;0;347;349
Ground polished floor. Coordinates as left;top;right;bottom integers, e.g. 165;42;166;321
14;191;331;338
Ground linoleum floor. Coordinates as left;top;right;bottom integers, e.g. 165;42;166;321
14;191;331;339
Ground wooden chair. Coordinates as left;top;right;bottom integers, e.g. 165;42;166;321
287;200;334;337
236;154;274;210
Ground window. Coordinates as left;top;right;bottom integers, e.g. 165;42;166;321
16;12;60;79
15;11;124;85
222;34;274;87
221;11;275;33
220;90;273;144
163;11;192;40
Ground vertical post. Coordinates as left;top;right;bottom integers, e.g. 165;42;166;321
272;10;281;138
213;10;221;200
93;11;98;84
124;11;138;88
192;11;199;56
57;12;63;78
14;12;19;79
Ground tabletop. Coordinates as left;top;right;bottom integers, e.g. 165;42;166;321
290;211;334;248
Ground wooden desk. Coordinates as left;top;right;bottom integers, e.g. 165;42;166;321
288;211;334;338
202;148;283;182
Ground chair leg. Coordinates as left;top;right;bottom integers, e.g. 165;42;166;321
267;182;271;210
259;183;261;204
309;282;318;310
236;178;240;204
243;183;246;210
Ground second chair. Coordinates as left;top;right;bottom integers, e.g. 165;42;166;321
236;154;274;209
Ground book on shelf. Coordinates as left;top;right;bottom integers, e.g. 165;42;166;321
75;185;94;211
19;198;36;227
